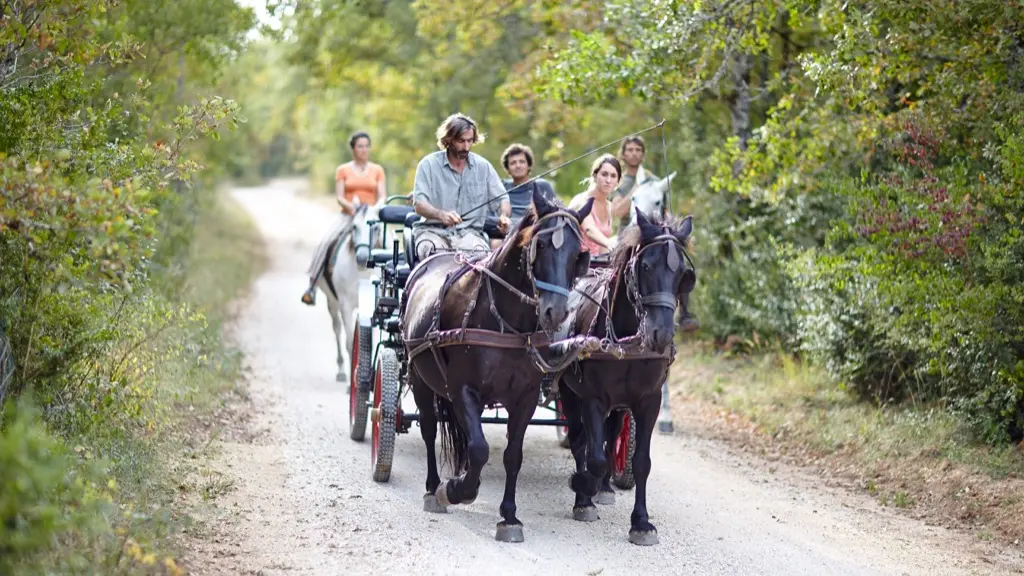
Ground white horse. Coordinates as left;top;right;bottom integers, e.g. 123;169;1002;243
629;171;676;222
315;203;382;384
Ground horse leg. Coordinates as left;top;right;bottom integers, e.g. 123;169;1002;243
628;394;661;546
596;409;626;505
411;371;445;513
436;386;487;507
560;382;599;522
322;286;347;384
496;390;535;543
582;396;610;495
567;389;607;502
337;289;356;385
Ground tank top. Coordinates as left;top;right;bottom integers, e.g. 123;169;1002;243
581;205;614;255
336;162;385;206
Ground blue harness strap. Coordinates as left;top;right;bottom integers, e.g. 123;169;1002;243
534;280;571;298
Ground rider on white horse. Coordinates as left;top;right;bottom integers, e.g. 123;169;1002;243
301;131;387;306
410;113;511;261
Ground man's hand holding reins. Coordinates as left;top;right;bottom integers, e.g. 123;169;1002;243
441;211;463;227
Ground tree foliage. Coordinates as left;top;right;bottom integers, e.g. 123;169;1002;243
1;0;254;569
533;0;1024;442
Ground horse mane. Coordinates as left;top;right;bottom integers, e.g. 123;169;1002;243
514;206;539;248
609;213;692;273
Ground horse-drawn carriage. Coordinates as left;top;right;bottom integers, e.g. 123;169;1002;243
345;194;636;488
334;178;693;546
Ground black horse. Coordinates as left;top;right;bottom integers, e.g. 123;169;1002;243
557;207;695;546
400;188;594;543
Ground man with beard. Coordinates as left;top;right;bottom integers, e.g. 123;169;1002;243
411;113;512;262
611;135;659;232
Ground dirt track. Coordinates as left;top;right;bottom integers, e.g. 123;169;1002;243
183;179;1024;576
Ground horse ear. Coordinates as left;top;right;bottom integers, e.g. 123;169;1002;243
533;185;552;215
634;205;650;226
635;206;661;240
675;215;693;243
574;197;595;222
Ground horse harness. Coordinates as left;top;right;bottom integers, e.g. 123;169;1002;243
404;210;602;382
581;232;693;363
322;204;368;300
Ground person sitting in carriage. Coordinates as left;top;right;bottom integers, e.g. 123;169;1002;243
484;142;557;248
410;112;512;262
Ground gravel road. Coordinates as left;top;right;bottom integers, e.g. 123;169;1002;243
184;180;1024;576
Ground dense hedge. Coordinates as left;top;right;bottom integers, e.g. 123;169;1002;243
1;0;252;571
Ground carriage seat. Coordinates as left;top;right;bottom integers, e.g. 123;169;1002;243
370;249;399;265
384;261;412;290
379;205;415;225
403;213;422;268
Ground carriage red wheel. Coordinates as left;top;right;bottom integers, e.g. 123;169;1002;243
612;410;636;490
349;316;370;441
555;398;570;449
371;347;399;483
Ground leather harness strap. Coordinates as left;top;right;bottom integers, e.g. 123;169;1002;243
572;233;690;364
405;209;597;381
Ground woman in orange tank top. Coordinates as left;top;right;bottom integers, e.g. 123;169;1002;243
568;154;625;257
302;132;387;305
335;133;386;214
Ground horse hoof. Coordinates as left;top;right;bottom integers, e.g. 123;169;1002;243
423;493;447;514
657;420;674;434
572;506;599;522
629;529;660;546
434;481;452;507
337;372;347;384
495;522;524;543
595;490;616;505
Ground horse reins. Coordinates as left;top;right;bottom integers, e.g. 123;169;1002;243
406;209;601;380
585;232;690;360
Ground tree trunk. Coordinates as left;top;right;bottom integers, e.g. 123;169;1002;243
729;52;752;176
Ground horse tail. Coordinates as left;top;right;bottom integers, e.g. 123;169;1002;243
435;394;469;475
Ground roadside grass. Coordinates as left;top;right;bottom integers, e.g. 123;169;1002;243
671;341;1024;544
0;186;267;575
160;185;268;535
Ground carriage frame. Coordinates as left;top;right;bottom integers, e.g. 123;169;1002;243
346;193;634;487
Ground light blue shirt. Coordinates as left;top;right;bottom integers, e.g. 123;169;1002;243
412;150;506;232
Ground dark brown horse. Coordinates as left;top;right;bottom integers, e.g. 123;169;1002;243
400;188;594;543
557;207;695;546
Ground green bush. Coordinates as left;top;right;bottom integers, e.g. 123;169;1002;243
787;113;1024;443
0;399;114;574
690;181;847;347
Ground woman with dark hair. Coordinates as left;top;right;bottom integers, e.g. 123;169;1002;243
568;153;624;256
301;131;387;305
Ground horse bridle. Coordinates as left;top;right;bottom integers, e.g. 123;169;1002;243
606;232;693;345
456;209;585;334
524;210;586;300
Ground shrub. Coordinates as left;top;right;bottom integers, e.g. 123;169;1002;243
788;113;1024;443
0;399;114;574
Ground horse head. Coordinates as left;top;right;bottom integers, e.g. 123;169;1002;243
620;206;694;353
349;202;383;264
512;187;594;332
631;172;676;222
